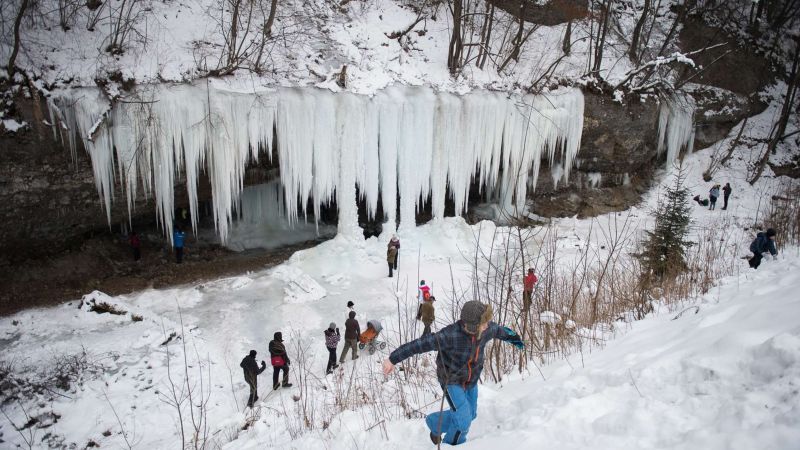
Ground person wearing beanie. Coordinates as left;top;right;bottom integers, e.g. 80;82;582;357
383;300;524;445
388;235;401;274
268;332;293;389
347;301;355;312
324;322;341;374
340;310;361;363
748;228;778;269
417;295;436;336
239;349;266;407
418;280;431;303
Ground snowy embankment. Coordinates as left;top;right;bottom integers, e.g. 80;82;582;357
2;219;799;449
281;253;800;449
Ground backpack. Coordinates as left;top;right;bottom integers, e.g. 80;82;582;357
271;355;285;367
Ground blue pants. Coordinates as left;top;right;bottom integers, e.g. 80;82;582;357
426;384;478;445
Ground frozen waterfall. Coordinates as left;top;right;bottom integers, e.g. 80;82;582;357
48;85;585;242
657;95;695;170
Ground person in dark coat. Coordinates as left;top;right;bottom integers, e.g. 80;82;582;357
339;311;361;363
173;227;186;264
418;296;436;336
722;183;732;210
268;332;292;389
383;301;524;445
693;195;709;207
240;350;266;407
387;244;398;277
324;323;341;374
388;235;400;270
129;231;141;261
748;228;778;269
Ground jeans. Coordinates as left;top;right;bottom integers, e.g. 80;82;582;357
426;384;479;445
523;290;532;309
326;347;337;373
422;323;432;336
245;377;258;406
749;252;763;269
175;247;184;263
272;365;289;388
339;339;358;363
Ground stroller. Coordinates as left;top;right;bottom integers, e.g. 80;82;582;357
358;320;387;355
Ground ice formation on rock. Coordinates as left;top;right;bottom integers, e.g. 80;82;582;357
657;95;695;170
48;85;585;242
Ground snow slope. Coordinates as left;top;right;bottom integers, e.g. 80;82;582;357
282;251;800;449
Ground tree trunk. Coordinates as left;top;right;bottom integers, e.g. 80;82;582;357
562;20;572;55
592;0;611;74
498;1;525;72
447;0;464;75
7;0;30;78
477;3;494;69
228;0;242;67
773;40;800;149
629;0;651;64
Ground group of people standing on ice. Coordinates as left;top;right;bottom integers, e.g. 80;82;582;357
693;182;733;210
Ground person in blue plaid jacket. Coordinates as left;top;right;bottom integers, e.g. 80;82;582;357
383;300;524;445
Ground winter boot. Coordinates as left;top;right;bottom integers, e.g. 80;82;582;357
282;382;293;388
273;383;280;390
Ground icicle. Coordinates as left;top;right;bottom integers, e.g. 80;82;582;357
48;84;586;244
376;89;401;234
335;92;364;238
657;94;695;170
397;87;435;232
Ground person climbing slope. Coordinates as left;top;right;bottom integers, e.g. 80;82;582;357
748;228;778;269
268;332;293;389
383;301;524;445
240;350;266;408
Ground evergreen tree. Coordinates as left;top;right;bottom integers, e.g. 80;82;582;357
638;168;693;280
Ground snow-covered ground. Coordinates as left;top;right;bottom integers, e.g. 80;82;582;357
1;120;799;448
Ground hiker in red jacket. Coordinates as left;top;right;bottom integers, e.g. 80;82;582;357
523;268;538;310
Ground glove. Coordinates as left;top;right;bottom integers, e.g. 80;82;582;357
261;360;266;367
502;326;525;350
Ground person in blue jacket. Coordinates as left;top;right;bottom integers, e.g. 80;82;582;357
748;228;777;269
173;226;186;264
382;300;523;446
709;184;721;210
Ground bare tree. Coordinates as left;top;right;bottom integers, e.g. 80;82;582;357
6;0;29;79
751;39;800;184
447;0;464;75
104;0;149;55
629;0;651;64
